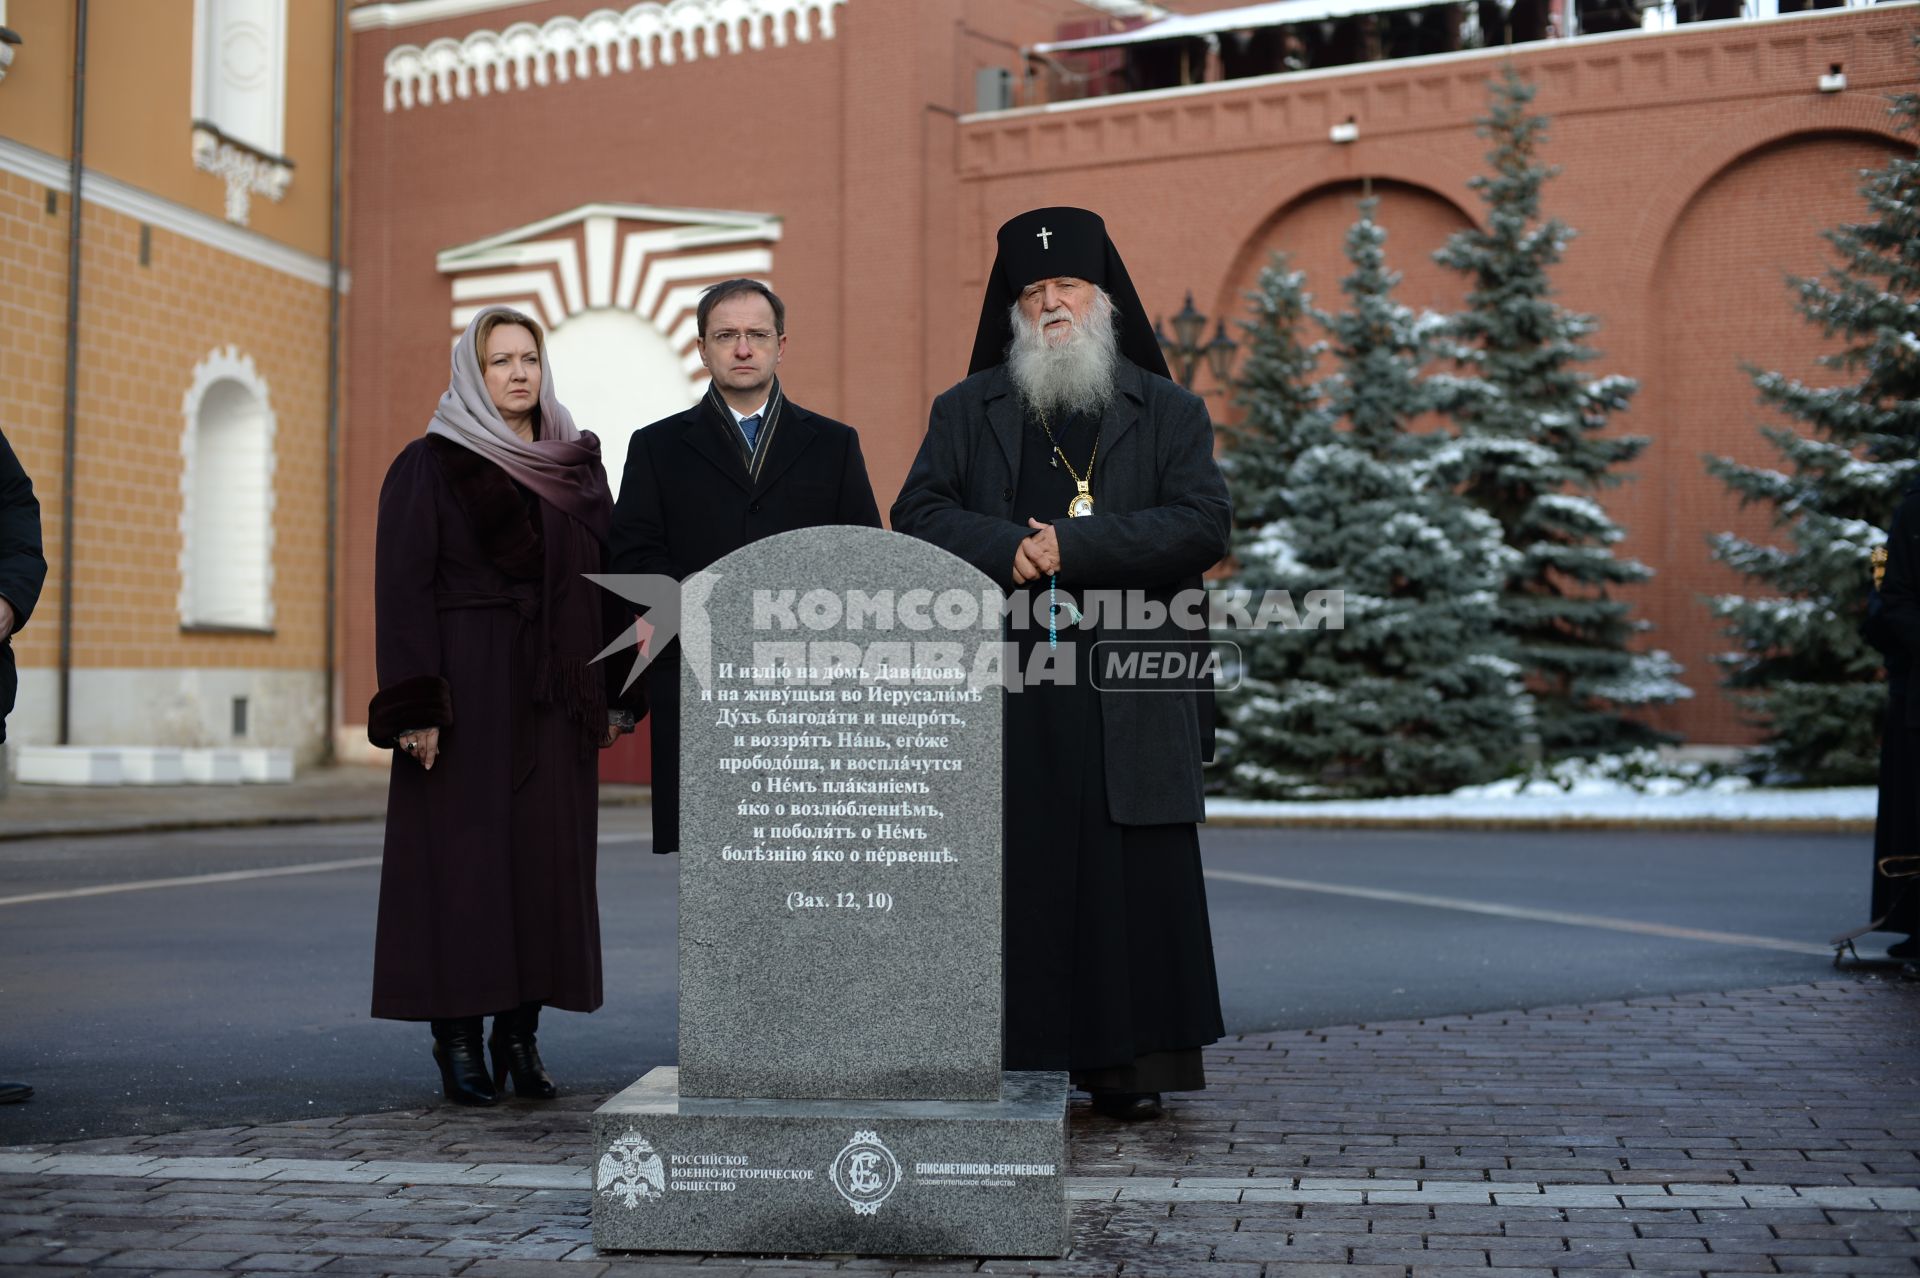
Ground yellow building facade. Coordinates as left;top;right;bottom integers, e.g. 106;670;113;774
0;0;343;764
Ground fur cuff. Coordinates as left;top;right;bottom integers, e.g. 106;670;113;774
368;675;453;748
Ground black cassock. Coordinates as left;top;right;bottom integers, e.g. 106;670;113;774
1002;409;1224;1091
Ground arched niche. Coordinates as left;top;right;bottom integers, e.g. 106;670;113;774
1218;178;1478;377
179;347;277;631
1211;179;1478;441
547;307;692;497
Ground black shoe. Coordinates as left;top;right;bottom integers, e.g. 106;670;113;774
489;1003;557;1100
1089;1091;1163;1122
430;1018;497;1107
0;1081;31;1104
1888;935;1920;959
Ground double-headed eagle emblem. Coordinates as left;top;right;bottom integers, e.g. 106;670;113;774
597;1131;666;1209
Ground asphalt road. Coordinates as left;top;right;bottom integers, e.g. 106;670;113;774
0;817;1885;1147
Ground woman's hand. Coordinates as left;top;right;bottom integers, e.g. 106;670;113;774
397;727;441;770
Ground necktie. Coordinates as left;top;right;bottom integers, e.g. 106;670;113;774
739;414;762;448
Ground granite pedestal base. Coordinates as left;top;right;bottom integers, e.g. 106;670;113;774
591;1068;1069;1257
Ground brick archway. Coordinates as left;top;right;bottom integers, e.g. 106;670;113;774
1211;142;1484;325
1621;93;1910;308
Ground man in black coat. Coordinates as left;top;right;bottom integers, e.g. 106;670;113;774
891;208;1231;1122
609;280;881;854
1866;483;1920;958
0;428;46;1104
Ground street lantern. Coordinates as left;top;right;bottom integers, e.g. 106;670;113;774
1156;294;1240;393
1170;292;1206;355
1205;319;1239;388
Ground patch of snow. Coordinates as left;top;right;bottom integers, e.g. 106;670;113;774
1207;782;1874;823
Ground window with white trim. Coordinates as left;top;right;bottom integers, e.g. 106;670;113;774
192;0;288;159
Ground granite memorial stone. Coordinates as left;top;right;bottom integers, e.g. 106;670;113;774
592;525;1068;1258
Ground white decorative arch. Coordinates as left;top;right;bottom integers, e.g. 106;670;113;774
179;346;277;630
438;201;784;392
383;0;849;111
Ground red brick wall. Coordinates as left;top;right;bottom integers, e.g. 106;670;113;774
342;0;1919;746
951;6;1916;743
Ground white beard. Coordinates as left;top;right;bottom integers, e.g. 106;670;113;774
1006;289;1119;419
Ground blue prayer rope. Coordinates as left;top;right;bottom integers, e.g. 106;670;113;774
1049;574;1058;651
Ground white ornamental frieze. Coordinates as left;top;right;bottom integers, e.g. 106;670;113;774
384;0;849;111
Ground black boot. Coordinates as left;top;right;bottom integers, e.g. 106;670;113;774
1089;1091;1164;1122
489;1002;557;1100
430;1018;497;1106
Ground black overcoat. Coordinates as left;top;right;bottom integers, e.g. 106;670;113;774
608;397;882;853
890;360;1232;825
1867;484;1920;934
0;431;45;742
367;437;621;1020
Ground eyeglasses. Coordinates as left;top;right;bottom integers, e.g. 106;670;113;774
706;329;778;347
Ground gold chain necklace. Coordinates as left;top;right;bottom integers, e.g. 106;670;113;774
1034;412;1100;518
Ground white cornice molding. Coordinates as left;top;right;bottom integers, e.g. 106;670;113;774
0;136;345;291
351;0;545;32
0;134;66;187
437;200;784;261
1071;0;1168;18
381;0;847;111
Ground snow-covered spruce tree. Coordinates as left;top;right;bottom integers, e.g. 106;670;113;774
1222;201;1530;798
1211;256;1332;784
1434;68;1688;758
1217;255;1334;530
1706;62;1920;785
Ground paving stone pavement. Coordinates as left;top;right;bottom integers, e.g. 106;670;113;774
1;979;1916;1277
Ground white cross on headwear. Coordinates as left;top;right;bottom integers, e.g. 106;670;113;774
1036;226;1052;250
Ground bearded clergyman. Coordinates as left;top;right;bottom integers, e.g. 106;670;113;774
891;207;1232;1122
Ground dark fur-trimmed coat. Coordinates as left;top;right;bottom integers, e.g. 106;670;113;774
368;435;632;1021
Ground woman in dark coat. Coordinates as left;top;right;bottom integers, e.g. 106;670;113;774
368;306;635;1106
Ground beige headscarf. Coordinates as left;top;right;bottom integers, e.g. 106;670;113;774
426;307;612;538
